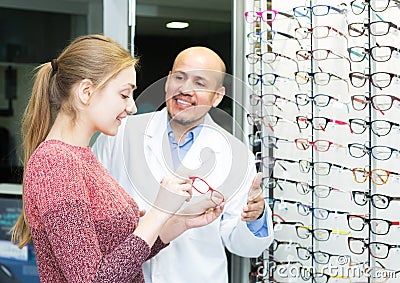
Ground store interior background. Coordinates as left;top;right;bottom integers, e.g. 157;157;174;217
0;0;232;183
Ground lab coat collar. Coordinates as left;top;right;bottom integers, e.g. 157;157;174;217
144;108;224;154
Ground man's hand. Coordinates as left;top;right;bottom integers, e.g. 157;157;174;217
241;172;265;221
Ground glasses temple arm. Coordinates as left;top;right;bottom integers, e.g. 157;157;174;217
278;11;302;27
349;48;369;61
277;30;304;48
332;26;349;45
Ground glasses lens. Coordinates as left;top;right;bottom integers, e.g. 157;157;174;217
296;247;311;260
351;95;368;110
314;162;331;175
369;242;389;259
261;30;276;43
314;72;330;85
262;10;277;23
296;226;310;239
372;94;394;111
371;46;392;62
370;219;390;235
312;5;330;16
353;190;368;205
312;49;330;60
293;6;309;17
248;73;259;86
314;185;331;198
314;251;330;264
350;72;367;88
297;203;310;216
296;182;311;195
261;52;277;64
348;143;367;158
296;116;309;129
247;114;259;126
371;146;393;160
314;140;331;152
353;168;368;183
296;50;309;61
371;72;392;88
371;0;390;12
295;138;309;150
349;46;367;62
371;194;390;209
348;238;366;254
348;23;365;37
261;73;277;85
295;27;309;39
313;26;330;38
314;229;330;241
261;94;277;106
371;120;392;136
261;177;276;190
192;178;210;194
351;0;366;15
348;215;366;231
299;160;311;173
210;190;224;205
295;71;309;84
260;156;277;168
295;93;310;106
265;115;279;126
247;32;260;44
262;136;279;148
350;119;368;134
245;11;259;23
246;53;259;64
370;21;390;36
314;94;331;107
249;94;261;106
312;117;328;130
313;208;329;219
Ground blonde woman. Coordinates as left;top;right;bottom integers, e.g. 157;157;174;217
10;34;222;283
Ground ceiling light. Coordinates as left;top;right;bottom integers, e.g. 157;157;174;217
166;21;189;29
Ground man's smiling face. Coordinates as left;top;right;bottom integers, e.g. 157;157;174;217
165;47;225;127
165;69;223;126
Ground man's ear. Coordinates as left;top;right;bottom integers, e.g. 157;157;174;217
77;79;94;105
164;71;172;94
212;86;225;108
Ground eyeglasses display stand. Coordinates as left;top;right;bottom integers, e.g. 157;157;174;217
235;0;400;282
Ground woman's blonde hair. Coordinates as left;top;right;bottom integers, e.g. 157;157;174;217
10;34;138;248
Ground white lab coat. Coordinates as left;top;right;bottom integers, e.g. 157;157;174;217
92;108;274;283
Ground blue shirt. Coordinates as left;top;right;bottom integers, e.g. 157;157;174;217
167;120;203;169
166;120;268;237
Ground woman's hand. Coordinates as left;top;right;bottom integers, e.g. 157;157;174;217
159;199;224;243
153;175;192;215
134;175;192;246
184;204;224;229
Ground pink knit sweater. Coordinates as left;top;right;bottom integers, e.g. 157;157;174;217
24;140;167;283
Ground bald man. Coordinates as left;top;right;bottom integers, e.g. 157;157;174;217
92;47;273;283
